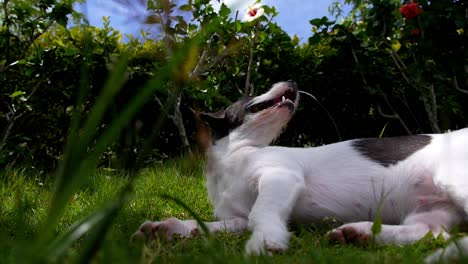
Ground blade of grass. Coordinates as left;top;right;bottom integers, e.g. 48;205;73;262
75;188;130;263
31;16;223;262
379;122;389;138
42;54;131;241
159;193;210;235
45;198;123;260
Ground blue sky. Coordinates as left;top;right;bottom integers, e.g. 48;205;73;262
79;0;351;42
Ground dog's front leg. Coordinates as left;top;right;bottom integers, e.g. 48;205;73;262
131;217;248;243
246;171;304;255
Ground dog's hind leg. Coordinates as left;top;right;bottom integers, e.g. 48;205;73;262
245;171;305;255
329;208;462;245
131;217;247;243
432;129;468;213
425;236;468;263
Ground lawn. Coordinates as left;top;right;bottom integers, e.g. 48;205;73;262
0;158;450;263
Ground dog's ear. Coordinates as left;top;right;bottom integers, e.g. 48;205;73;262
199;109;226;121
199;109;227;132
198;109;231;142
193;108;228;150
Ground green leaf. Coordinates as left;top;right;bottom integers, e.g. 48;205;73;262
144;14;162;24
64;48;77;56
258;31;267;42
310;16;333;27
188;24;198;32
371;213;382;236
379;123;388;138
308;34;321;45
309;18;323;27
147;0;155;10
10;91;26;98
179;4;192;11
235;21;241;32
218;3;231;18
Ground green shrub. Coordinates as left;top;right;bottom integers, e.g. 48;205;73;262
1;0;466;170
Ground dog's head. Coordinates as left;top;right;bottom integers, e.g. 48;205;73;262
199;81;299;147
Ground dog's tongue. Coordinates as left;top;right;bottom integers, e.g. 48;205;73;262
273;95;286;105
273;97;281;104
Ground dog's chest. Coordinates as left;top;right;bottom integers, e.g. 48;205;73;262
205;153;257;219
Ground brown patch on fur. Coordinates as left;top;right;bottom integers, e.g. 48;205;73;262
193;109;213;152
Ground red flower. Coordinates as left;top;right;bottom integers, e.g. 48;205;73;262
248;9;257;17
412;28;420;36
242;3;264;22
399;1;421;20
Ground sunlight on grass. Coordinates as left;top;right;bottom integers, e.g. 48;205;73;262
0;161;449;263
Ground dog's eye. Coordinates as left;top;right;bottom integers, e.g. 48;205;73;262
250;105;261;113
248;101;271;113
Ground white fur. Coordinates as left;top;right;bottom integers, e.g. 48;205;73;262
133;82;468;260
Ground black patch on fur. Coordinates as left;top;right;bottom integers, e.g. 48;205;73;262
352;135;432;167
201;97;252;140
224;97;252;129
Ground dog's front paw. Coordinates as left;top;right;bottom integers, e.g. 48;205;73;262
245;230;290;255
328;223;371;245
131;218;199;244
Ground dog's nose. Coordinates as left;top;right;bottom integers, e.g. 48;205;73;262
287;80;297;89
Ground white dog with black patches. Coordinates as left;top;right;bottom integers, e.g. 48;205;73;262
133;81;468;262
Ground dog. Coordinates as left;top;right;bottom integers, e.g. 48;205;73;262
132;81;468;262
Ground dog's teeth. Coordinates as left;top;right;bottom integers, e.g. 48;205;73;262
282;96;285;102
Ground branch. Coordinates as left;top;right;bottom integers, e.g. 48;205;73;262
2;0;11;67
244;35;255;96
453;72;468;95
2;0;10;25
26;79;42;101
188;49;208;79
399;93;423;131
0;80;41;151
377;105;398;119
154;94;174;119
351;47;368;87
0;119;15;152
188;36;234;81
389;50;411;84
427;84;438;122
390;49;441;132
0;106;24;152
0;11;55;73
425;83;441;133
379;94;412;135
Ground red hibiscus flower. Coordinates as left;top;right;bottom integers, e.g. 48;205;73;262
399;1;421;20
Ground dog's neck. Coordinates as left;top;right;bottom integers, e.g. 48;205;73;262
202;80;299;176
202;81;299;217
207;130;267;166
224;127;276;148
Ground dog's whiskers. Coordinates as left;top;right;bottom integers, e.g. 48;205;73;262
299;90;342;141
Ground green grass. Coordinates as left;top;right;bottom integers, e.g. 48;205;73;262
0;159;451;263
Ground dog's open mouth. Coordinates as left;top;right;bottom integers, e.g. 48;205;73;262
247;88;297;113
